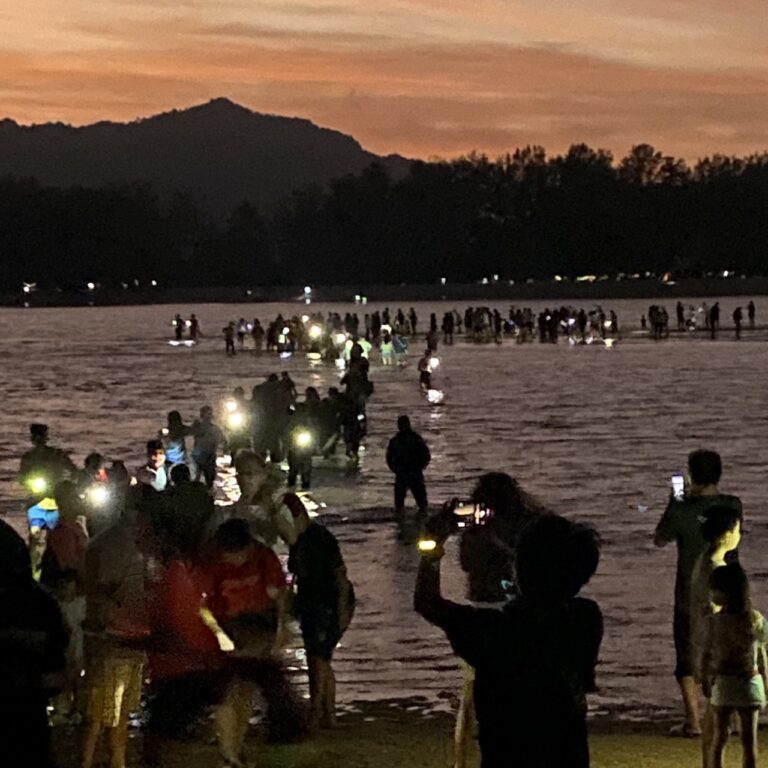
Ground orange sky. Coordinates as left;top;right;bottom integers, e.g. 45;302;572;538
2;0;767;160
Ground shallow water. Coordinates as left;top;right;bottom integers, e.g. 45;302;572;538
0;296;766;721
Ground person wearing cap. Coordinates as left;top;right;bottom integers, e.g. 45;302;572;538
287;494;354;729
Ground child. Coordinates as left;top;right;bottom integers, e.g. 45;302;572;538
380;332;394;366
699;563;767;768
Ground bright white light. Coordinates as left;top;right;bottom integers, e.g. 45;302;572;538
228;412;245;429
427;389;444;404
334;333;347;346
309;325;323;339
294;430;313;448
225;400;238;413
151;280;157;287
418;539;437;552
87;282;95;291
428;357;440;372
161;428;169;436
335;357;346;370
603;320;611;329
301;314;310;324
185;320;192;327
440;277;446;285
604;338;616;349
28;476;48;495
86;485;109;506
362;297;368;305
354;295;361;303
22;285;30;294
304;286;312;295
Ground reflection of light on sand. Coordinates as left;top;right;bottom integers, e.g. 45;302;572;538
426;389;444;404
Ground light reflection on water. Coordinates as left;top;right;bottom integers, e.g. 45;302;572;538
1;297;767;721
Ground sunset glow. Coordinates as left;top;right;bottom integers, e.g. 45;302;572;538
2;0;767;159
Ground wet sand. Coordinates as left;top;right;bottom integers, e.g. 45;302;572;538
2;297;768;723
50;708;753;768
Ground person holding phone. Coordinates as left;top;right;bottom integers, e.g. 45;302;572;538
654;449;742;738
415;513;603;768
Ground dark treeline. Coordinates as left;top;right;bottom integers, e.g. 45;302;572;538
2;143;768;290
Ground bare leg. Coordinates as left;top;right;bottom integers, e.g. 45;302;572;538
107;714;130;768
709;707;731;768
738;708;758;768
454;670;476;768
307;655;322;729
320;660;336;729
82;718;102;768
216;682;243;764
679;676;702;732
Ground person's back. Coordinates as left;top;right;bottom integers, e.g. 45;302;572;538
469;596;602;767
387;425;430;475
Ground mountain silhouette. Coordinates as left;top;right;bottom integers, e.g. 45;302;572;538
0;98;410;215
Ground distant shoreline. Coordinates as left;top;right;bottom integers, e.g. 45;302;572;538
4;276;768;308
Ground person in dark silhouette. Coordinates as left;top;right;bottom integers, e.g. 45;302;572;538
732;307;742;340
408;307;418;336
189;313;200;342
709;303;720;340
386;415;430;516
0;519;68;768
173;314;184;341
415;513;603;768
223;322;236;355
676;301;685;332
747;300;755;329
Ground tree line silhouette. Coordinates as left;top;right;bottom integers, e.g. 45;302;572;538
2;143;767;291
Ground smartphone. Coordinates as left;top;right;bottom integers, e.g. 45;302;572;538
671;473;685;501
453;503;492;528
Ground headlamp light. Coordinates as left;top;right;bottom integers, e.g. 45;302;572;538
294;430;313;449
86;485;110;506
228;412;245;430
28;476;48;495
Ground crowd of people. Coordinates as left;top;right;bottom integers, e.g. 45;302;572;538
646;300;756;340
4;408;767;767
11;420;357;768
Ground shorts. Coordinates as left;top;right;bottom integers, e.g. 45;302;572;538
711;674;766;709
299;606;341;661
86;652;144;728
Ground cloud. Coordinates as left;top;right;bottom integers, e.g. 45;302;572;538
1;0;767;160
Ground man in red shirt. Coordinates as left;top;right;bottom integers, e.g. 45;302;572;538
200;519;301;763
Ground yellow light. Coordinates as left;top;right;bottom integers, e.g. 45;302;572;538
418;539;437;552
225;399;238;413
28;476;48;495
228;412;245;429
309;324;323;339
86;485;109;506
294;430;312;449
